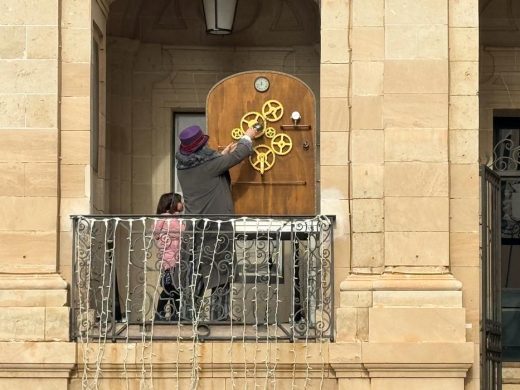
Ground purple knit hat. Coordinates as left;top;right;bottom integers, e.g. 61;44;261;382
179;125;209;155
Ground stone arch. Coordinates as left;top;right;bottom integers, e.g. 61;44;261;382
102;0;321;214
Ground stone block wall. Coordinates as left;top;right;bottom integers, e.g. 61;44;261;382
0;0;70;348
0;1;75;385
320;0;479;389
58;0;106;287
0;0;485;388
449;2;481;388
0;0;59;274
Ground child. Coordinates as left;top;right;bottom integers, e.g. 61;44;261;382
153;192;184;321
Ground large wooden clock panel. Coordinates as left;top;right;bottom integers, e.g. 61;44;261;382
206;71;316;216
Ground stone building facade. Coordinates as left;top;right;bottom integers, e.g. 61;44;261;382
0;0;516;388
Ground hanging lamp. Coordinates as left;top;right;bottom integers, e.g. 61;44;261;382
202;0;238;35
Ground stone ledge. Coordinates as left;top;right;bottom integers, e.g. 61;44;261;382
369;307;466;343
330;342;473;379
0;342;472;383
364;363;472;378
502;363;520;384
0;273;67;290
372;290;462;308
0;342;75;365
0;306;69;341
340;273;462;292
0;289;68;307
362;342;474;364
0;365;74;378
76;342;335;365
0;273;68;309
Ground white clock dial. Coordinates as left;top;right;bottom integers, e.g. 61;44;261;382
254;77;270;92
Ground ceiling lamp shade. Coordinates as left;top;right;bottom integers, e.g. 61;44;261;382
202;0;238;35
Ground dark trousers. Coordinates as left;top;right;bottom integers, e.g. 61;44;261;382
187;276;230;321
156;269;180;321
179;220;233;322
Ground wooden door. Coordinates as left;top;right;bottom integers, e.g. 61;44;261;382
206;71;316;216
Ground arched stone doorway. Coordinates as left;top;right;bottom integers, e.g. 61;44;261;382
99;0;320;214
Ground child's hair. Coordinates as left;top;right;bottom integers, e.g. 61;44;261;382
156;192;183;214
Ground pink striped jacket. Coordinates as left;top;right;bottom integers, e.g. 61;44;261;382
153;214;184;270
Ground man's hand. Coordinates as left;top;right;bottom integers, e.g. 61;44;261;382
221;142;237;155
244;127;257;139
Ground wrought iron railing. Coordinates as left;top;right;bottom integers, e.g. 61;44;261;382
480;166;502;390
71;215;334;342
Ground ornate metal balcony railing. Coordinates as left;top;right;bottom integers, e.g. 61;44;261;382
71;215;334;342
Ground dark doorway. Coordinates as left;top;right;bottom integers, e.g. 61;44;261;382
493;117;520;361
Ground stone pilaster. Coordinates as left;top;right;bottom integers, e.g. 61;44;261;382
0;274;68;341
0;0;74;387
335;274;473;389
0;0;70;337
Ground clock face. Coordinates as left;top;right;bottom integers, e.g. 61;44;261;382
254;76;270;92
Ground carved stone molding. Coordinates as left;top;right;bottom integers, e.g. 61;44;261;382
270;0;304;32
330;343;473;380
340;273;463;292
481;46;520;92
156;0;187;30
0;273;67;291
107;0;319;46
481;0;520;47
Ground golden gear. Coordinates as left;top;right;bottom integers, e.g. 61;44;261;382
240;112;266;138
249;145;276;175
231;128;244;140
271;133;293;155
264;127;276;139
262;100;284;122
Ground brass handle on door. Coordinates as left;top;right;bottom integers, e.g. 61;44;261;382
303;141;310;150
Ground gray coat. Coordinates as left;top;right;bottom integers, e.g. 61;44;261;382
176;139;252;215
174;139;252;294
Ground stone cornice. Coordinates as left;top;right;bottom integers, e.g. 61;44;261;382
363;363;473;378
0;364;75;377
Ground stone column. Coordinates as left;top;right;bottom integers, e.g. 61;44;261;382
350;0;385;276
448;0;481;387
331;0;477;388
0;0;69;340
0;0;77;387
59;0;100;282
320;0;352;308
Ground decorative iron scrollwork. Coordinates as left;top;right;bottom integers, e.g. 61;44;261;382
71;215;334;342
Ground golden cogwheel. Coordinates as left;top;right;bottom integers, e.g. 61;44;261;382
262;100;284;122
249;145;276;175
240;111;266;138
264;127;276;139
271;133;293;155
231;128;244;140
